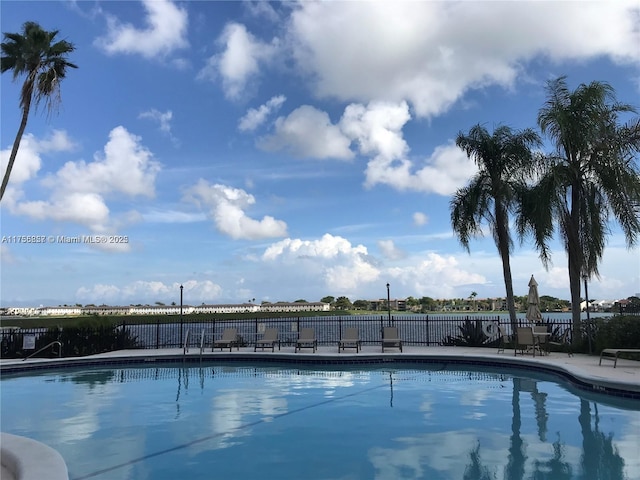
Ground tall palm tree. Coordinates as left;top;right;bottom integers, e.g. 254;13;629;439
528;76;640;344
451;124;541;335
0;21;77;201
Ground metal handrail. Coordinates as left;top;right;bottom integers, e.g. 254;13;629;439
182;329;190;354
199;328;206;355
23;341;62;361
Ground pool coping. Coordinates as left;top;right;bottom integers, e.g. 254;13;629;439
0;432;68;480
1;346;639;480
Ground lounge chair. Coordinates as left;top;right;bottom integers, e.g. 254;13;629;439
254;328;280;352
295;327;317;353
213;328;239;352
599;348;640;368
515;326;536;357
548;328;573;356
382;326;402;352
496;325;510;354
338;327;361;353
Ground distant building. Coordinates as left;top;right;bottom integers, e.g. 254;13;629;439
259;302;330;313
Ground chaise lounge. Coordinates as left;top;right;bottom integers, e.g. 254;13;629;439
295;327;317;353
338;327;361;353
599;348;640;368
255;328;280;352
382;326;402;352
213;328;239;352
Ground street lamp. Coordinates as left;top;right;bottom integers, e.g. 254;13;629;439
180;284;184;343
583;274;591;354
386;283;391;326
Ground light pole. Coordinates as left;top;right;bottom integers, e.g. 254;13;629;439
583;274;591;354
180;284;184;343
386;283;391;326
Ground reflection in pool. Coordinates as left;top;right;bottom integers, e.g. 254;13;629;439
1;364;639;479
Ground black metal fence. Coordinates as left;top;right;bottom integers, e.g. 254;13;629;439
1;315;574;358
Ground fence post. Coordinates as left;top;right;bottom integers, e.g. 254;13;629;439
425;315;429;347
156;319;160;350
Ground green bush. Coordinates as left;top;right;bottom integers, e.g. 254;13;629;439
593;316;640;354
35;320;138;358
440;319;498;347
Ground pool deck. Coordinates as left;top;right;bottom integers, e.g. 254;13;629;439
1;345;639;480
2;345;640;394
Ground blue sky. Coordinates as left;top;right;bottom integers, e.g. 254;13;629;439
1;0;639;307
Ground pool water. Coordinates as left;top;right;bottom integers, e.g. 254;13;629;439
1;363;639;479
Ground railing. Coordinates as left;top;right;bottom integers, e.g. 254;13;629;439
120;315;573;350
22;341;62;361
0;315;580;359
182;329;190;355
199;328;206;356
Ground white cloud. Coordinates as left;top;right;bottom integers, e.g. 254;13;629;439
340;101;476;194
388;252;487;299
403;142;478;195
244;1;281;23
139;109;173;134
95;0;188;59
184;179;287;240
142;209;206;224
262;233;380;292
259;105;353;159
239;95;286;132
256;100;476;194
199;22;279;99
413;212;428;227
7;126;160;235
139;109;179;145
0;130;76;189
286;1;640;117
0;245;16;265
42;126;160;199
76;279;222;304
378;239;406;261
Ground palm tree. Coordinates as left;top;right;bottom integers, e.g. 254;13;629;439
451;124;541;335
1;21;77;201
469;291;478;311
528;76;640;344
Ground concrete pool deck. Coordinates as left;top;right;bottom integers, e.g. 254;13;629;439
1;346;639;480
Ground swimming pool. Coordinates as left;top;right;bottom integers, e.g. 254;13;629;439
2;363;639;479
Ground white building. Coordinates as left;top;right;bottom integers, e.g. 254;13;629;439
192;303;258;314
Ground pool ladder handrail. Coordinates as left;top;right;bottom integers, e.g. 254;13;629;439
23;341;62;361
199;328;206;357
183;329;190;354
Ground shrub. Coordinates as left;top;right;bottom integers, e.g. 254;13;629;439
440;319;498;347
593;315;640;354
34;320;138;358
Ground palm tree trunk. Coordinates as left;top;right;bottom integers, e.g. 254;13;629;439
1;97;32;201
496;203;519;334
567;185;583;347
